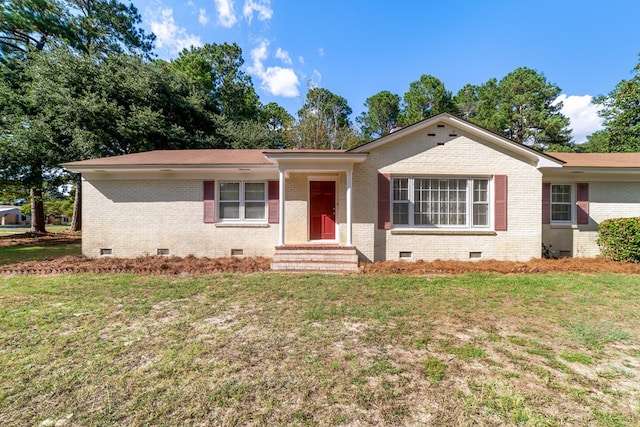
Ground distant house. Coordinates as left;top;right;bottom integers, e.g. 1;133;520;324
62;113;640;270
46;214;71;225
0;205;23;226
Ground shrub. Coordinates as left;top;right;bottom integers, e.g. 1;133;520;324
597;218;640;262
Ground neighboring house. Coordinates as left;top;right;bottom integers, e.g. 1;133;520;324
0;205;22;226
62;113;640;271
46;214;71;225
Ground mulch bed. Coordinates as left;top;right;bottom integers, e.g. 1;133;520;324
1;254;639;276
2;231;639;275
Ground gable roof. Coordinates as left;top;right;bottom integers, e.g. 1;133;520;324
349;113;564;168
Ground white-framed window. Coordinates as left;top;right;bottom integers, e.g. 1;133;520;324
218;181;267;221
551;184;572;222
392;177;490;228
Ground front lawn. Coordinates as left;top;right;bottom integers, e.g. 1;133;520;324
1;273;639;425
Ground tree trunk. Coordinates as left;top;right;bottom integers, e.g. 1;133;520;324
70;177;82;232
30;187;47;233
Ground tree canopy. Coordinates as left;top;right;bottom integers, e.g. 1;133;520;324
296;86;357;149
357;90;400;140
593;54;640;152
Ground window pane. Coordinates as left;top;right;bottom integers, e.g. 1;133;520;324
551;204;571;221
245;182;265;201
219;202;239;219
474;180;488;202
219;182;239;201
393;178;408;201
473;204;488;226
551;185;571;203
393;203;409;224
245;202;265;219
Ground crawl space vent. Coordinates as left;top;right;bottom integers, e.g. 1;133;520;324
399;251;412;259
469;251;482;259
100;248;112;256
157;248;170;256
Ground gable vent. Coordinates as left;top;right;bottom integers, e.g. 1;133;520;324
449;133;458;137
437;124;445;128
427;133;436;136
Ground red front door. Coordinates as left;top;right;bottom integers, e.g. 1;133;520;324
310;181;336;240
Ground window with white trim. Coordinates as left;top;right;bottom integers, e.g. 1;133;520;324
218;181;266;221
551;184;572;222
392;177;490;228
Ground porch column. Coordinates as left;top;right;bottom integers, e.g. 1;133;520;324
278;169;285;246
346;169;353;246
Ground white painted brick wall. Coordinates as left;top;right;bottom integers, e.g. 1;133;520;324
352;124;542;262
82;177;278;258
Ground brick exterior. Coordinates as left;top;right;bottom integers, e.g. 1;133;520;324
543;181;640;257
351;123;542;262
78;119;639;262
82;175;279;258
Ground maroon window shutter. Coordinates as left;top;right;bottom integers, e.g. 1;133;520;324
494;175;508;231
203;181;215;223
542;183;551;224
576;183;589;225
268;180;279;224
378;173;391;230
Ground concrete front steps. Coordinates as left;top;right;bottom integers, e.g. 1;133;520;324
271;245;359;272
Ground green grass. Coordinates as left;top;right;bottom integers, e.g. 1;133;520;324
1;273;639;425
0;241;81;265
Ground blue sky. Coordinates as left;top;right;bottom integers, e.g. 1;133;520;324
133;0;640;143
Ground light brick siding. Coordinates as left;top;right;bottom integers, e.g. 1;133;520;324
543;181;640;257
352;124;542;262
82;175;278;258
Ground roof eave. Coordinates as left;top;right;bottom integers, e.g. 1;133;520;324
62;163;276;174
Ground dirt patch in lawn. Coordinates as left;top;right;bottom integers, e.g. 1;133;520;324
0;231;81;248
1;231;639;275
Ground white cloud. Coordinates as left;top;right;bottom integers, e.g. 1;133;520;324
214;0;237;27
148;7;202;55
243;0;273;24
298;56;304;64
318;47;325;57
248;40;300;97
554;94;604;144
275;48;292;65
198;8;209;25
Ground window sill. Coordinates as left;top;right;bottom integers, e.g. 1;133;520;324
391;229;497;236
215;222;271;228
549;223;577;229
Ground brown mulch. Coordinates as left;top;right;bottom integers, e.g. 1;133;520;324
1;231;639;275
0;255;273;275
2;255;639;276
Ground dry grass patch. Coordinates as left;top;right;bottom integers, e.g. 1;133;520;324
1;273;639;425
